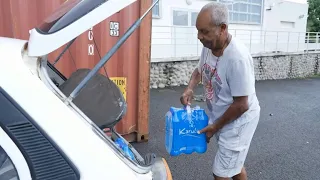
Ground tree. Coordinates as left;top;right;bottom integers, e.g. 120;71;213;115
307;0;320;32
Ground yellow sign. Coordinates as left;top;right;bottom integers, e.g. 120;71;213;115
110;77;127;101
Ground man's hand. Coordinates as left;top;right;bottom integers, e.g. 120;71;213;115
205;131;214;143
180;88;193;106
198;124;218;143
198;96;249;143
180;68;201;106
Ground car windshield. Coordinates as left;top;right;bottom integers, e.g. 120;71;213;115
36;0;107;34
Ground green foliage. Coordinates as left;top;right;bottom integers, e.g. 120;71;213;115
307;0;320;32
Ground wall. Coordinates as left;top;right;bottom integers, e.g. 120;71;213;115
262;0;309;48
151;0;263;60
263;0;308;32
150;0;310;60
150;52;320;89
152;0;264;28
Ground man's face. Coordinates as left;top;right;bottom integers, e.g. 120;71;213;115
196;10;225;51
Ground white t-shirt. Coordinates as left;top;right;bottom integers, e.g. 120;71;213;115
197;37;260;129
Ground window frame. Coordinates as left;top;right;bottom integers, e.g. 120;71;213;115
190;11;200;27
170;0;264;26
221;0;264;25
171;8;200;27
152;0;161;19
0;127;31;179
0;146;20;180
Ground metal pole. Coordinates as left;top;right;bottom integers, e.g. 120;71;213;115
264;31;266;52
249;30;252;53
297;32;300;52
67;0;160;102
52;38;76;65
307;32;309;53
276;32;278;52
174;27;176;58
287;32;290;53
197;36;199;56
317;33;319;51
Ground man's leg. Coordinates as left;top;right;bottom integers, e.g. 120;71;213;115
213;173;230;180
212;167;247;180
232;167;247;180
212;114;260;180
212;144;244;180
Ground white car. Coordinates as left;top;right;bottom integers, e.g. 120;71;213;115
0;0;172;179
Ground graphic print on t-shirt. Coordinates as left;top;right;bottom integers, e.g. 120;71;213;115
201;63;214;99
201;63;214;111
212;71;222;103
201;62;223;109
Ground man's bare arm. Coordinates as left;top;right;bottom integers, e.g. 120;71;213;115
214;96;249;129
180;68;201;105
199;96;249;133
187;68;201;90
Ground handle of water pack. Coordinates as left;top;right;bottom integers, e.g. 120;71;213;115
185;105;201;134
185;105;191;114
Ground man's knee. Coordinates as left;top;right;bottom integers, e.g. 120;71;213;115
212;144;249;179
232;167;247;180
212;168;247;180
213;172;231;180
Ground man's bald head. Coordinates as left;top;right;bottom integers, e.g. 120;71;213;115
196;2;230;54
200;2;229;26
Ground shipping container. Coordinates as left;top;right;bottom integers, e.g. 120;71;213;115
0;0;152;142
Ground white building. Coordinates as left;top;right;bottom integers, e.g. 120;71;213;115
150;0;311;62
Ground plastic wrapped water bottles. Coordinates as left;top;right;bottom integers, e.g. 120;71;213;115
165;105;209;156
114;138;135;161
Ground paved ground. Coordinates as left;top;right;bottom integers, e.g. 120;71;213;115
132;77;320;180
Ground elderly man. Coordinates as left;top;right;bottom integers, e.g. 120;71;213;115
180;2;260;180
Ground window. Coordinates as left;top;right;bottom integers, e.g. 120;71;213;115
171;0;262;26
0;147;19;180
221;0;263;24
281;21;295;29
37;0;105;34
152;0;161;18
172;10;199;27
173;10;189;26
191;12;199;26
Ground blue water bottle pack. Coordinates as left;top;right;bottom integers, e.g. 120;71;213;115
165;105;209;156
114;138;135;161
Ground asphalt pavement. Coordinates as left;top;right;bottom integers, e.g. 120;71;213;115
132;77;320;180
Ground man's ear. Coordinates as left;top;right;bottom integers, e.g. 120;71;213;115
220;24;227;34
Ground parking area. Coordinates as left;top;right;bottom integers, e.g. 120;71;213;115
133;77;320;180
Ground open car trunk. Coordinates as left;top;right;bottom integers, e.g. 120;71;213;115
46;61;156;166
0;0;174;179
22;0;173;177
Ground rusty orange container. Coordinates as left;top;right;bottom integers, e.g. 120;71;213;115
0;0;152;142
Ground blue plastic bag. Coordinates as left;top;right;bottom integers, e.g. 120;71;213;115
165;105;209;156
